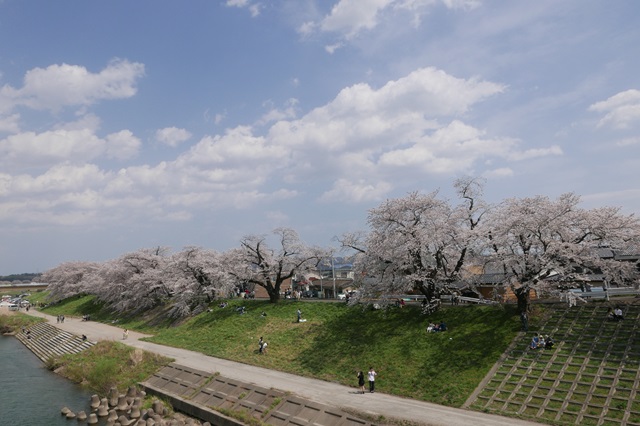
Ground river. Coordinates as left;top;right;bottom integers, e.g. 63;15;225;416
0;334;94;425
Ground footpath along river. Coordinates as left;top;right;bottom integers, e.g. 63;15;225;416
0;334;94;425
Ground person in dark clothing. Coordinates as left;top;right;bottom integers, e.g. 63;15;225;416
544;335;554;349
357;371;365;394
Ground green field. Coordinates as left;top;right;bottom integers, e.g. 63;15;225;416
39;295;524;407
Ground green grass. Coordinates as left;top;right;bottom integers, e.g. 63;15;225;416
39;294;521;407
0;311;44;333
52;340;173;395
146;299;520;407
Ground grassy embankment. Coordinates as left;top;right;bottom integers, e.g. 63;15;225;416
0;310;43;333
36;294;533;407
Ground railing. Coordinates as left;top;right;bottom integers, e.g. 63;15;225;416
390;294;499;305
569;287;640;300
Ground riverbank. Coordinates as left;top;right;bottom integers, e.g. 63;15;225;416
0;305;42;334
0;334;95;426
19;306;542;426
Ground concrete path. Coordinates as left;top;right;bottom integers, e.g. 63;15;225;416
24;309;542;426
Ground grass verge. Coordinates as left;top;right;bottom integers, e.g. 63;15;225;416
50;340;173;395
39;294;524;407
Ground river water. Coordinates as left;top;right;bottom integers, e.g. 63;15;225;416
0;334;94;425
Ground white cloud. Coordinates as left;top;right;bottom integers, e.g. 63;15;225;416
0;128;104;169
6;163;107;195
320;0;394;39
268;67;505;154
505;145;563;161
0;113;20;133
483;167;514;178
0;65;562;230
440;0;481;10
225;0;262;17
155;127;192;147
0;59;144;113
54;113;101;132
105;130;141;160
178;126;289;168
582;188;640;207
0;125;140;170
616;137;640;147
257;98;299;125
378;120;516;173
320;178;393;203
312;0;478;43
589;89;640;129
325;42;344;54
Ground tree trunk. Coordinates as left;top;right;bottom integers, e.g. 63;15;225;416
420;281;439;302
514;285;530;314
265;282;281;303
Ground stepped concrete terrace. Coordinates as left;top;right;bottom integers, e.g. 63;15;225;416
142;363;378;426
14;321;95;363
466;301;640;426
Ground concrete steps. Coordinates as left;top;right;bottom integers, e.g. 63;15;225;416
15;321;95;363
468;302;640;426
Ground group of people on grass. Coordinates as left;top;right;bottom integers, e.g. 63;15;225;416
607;306;624;321
426;321;447;333
530;334;554;350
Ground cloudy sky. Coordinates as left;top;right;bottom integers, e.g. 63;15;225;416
1;1;639;274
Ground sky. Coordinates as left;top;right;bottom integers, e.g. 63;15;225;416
1;0;639;274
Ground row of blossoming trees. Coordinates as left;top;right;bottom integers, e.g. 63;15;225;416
42;177;640;318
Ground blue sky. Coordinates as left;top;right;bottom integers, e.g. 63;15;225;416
1;0;639;274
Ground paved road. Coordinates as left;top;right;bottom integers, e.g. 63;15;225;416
23;309;542;426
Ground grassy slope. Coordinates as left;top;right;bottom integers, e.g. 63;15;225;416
55;341;173;395
41;296;521;407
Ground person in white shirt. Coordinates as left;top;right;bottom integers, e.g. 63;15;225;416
368;367;377;393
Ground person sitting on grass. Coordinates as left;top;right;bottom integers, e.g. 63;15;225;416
537;335;545;348
613;307;624;321
530;335;540;349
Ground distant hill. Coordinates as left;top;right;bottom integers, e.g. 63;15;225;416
0;273;41;282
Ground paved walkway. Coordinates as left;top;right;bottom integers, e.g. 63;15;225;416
23;309;542;426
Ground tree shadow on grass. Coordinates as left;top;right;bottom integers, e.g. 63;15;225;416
296;303;520;406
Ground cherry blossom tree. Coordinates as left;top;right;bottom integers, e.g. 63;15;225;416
166;247;235;317
41;261;100;302
484;193;640;313
342;177;488;307
90;247;172;316
228;227;327;303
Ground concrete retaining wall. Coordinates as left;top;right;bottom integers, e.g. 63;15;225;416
142;363;375;426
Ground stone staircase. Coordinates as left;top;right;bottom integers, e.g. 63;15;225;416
467;301;640;426
15;321;96;363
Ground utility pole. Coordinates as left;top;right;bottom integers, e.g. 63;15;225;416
332;257;336;298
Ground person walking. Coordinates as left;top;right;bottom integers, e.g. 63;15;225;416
122;329;129;340
368;367;377;393
357;371;366;394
